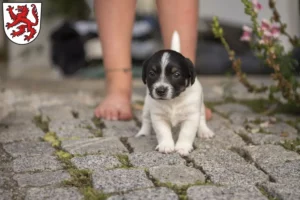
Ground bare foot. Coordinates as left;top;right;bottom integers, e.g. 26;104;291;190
94;92;132;121
205;107;212;121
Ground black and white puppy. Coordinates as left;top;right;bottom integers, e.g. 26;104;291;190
136;31;214;156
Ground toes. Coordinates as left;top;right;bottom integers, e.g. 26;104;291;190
156;141;175;154
110;109;118;121
119;108;132;121
175;143;193;156
198;127;215;138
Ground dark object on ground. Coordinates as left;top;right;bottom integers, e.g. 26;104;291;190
50;21;86;76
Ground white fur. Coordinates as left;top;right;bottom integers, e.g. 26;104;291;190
136;31;214;156
152;52;173;99
171;31;180;52
161;52;170;69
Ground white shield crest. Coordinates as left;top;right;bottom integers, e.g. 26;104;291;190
3;3;42;45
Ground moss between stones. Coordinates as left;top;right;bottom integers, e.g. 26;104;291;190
43;132;61;148
286;120;300;131
85;124;103;137
155;180;215;200
34;116;110;200
32;115;50;133
281;138;300;154
144;169;216;200
257;185;280;200
237;133;254;145
92;116;106;129
230;147;254;163
82;187;110;200
115;154;133;168
56;150;73;160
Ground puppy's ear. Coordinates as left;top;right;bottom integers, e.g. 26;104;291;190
185;58;196;86
142;57;150;84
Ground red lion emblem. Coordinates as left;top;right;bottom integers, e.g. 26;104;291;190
5;4;39;42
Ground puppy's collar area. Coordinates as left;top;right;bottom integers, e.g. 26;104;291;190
104;68;132;73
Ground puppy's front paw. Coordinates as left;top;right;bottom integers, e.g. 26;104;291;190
135;130;150;137
198;126;215;138
175;142;193;156
156;140;175;153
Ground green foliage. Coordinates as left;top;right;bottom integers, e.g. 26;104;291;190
281;138;300;154
211;0;300;109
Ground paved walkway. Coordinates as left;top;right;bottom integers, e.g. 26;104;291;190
0;77;299;200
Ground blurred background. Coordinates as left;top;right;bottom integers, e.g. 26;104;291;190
1;0;300;82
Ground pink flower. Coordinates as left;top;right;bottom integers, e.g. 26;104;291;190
261;19;271;31
252;0;262;13
240;25;252;41
270;24;280;38
260;19;281;39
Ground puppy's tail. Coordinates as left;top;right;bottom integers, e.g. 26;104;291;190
170;30;181;53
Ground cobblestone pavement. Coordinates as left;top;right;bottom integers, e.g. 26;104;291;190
0;77;299;200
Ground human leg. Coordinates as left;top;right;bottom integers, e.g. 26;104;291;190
94;0;136;120
156;0;212;120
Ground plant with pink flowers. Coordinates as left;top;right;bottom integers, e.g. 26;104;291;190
212;0;300;107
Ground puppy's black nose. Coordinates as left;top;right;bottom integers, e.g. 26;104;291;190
155;86;167;96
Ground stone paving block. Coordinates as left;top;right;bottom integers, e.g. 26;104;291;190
129;151;186;168
13;170;71;187
93;168;153;193
66;105;94;120
187;185;267;200
0;189;12;200
0;124;44;143
0;110;38;125
194;128;245;150
214;103;253;116
243;145;300;169
40;105;75;121
3;141;54;158
0;172;16;189
207;113;231;131
50;120;94;139
108;187;178;200
189;148;268;186
261;182;300;200
149;165;205;187
25;187;83;200
275;114;298;123
127;136;157;153
262;122;298;136
133;109;143;123
71;155;121;171
102;120;139;137
243;132;286;145
243;145;300;183
13;155;63;173
61;137;128;155
229;113;275;126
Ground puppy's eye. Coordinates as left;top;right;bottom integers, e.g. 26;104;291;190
149;71;156;77
173;72;181;78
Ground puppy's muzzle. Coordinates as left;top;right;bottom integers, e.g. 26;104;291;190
155;86;168;97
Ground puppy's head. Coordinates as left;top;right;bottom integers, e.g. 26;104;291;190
142;50;196;100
